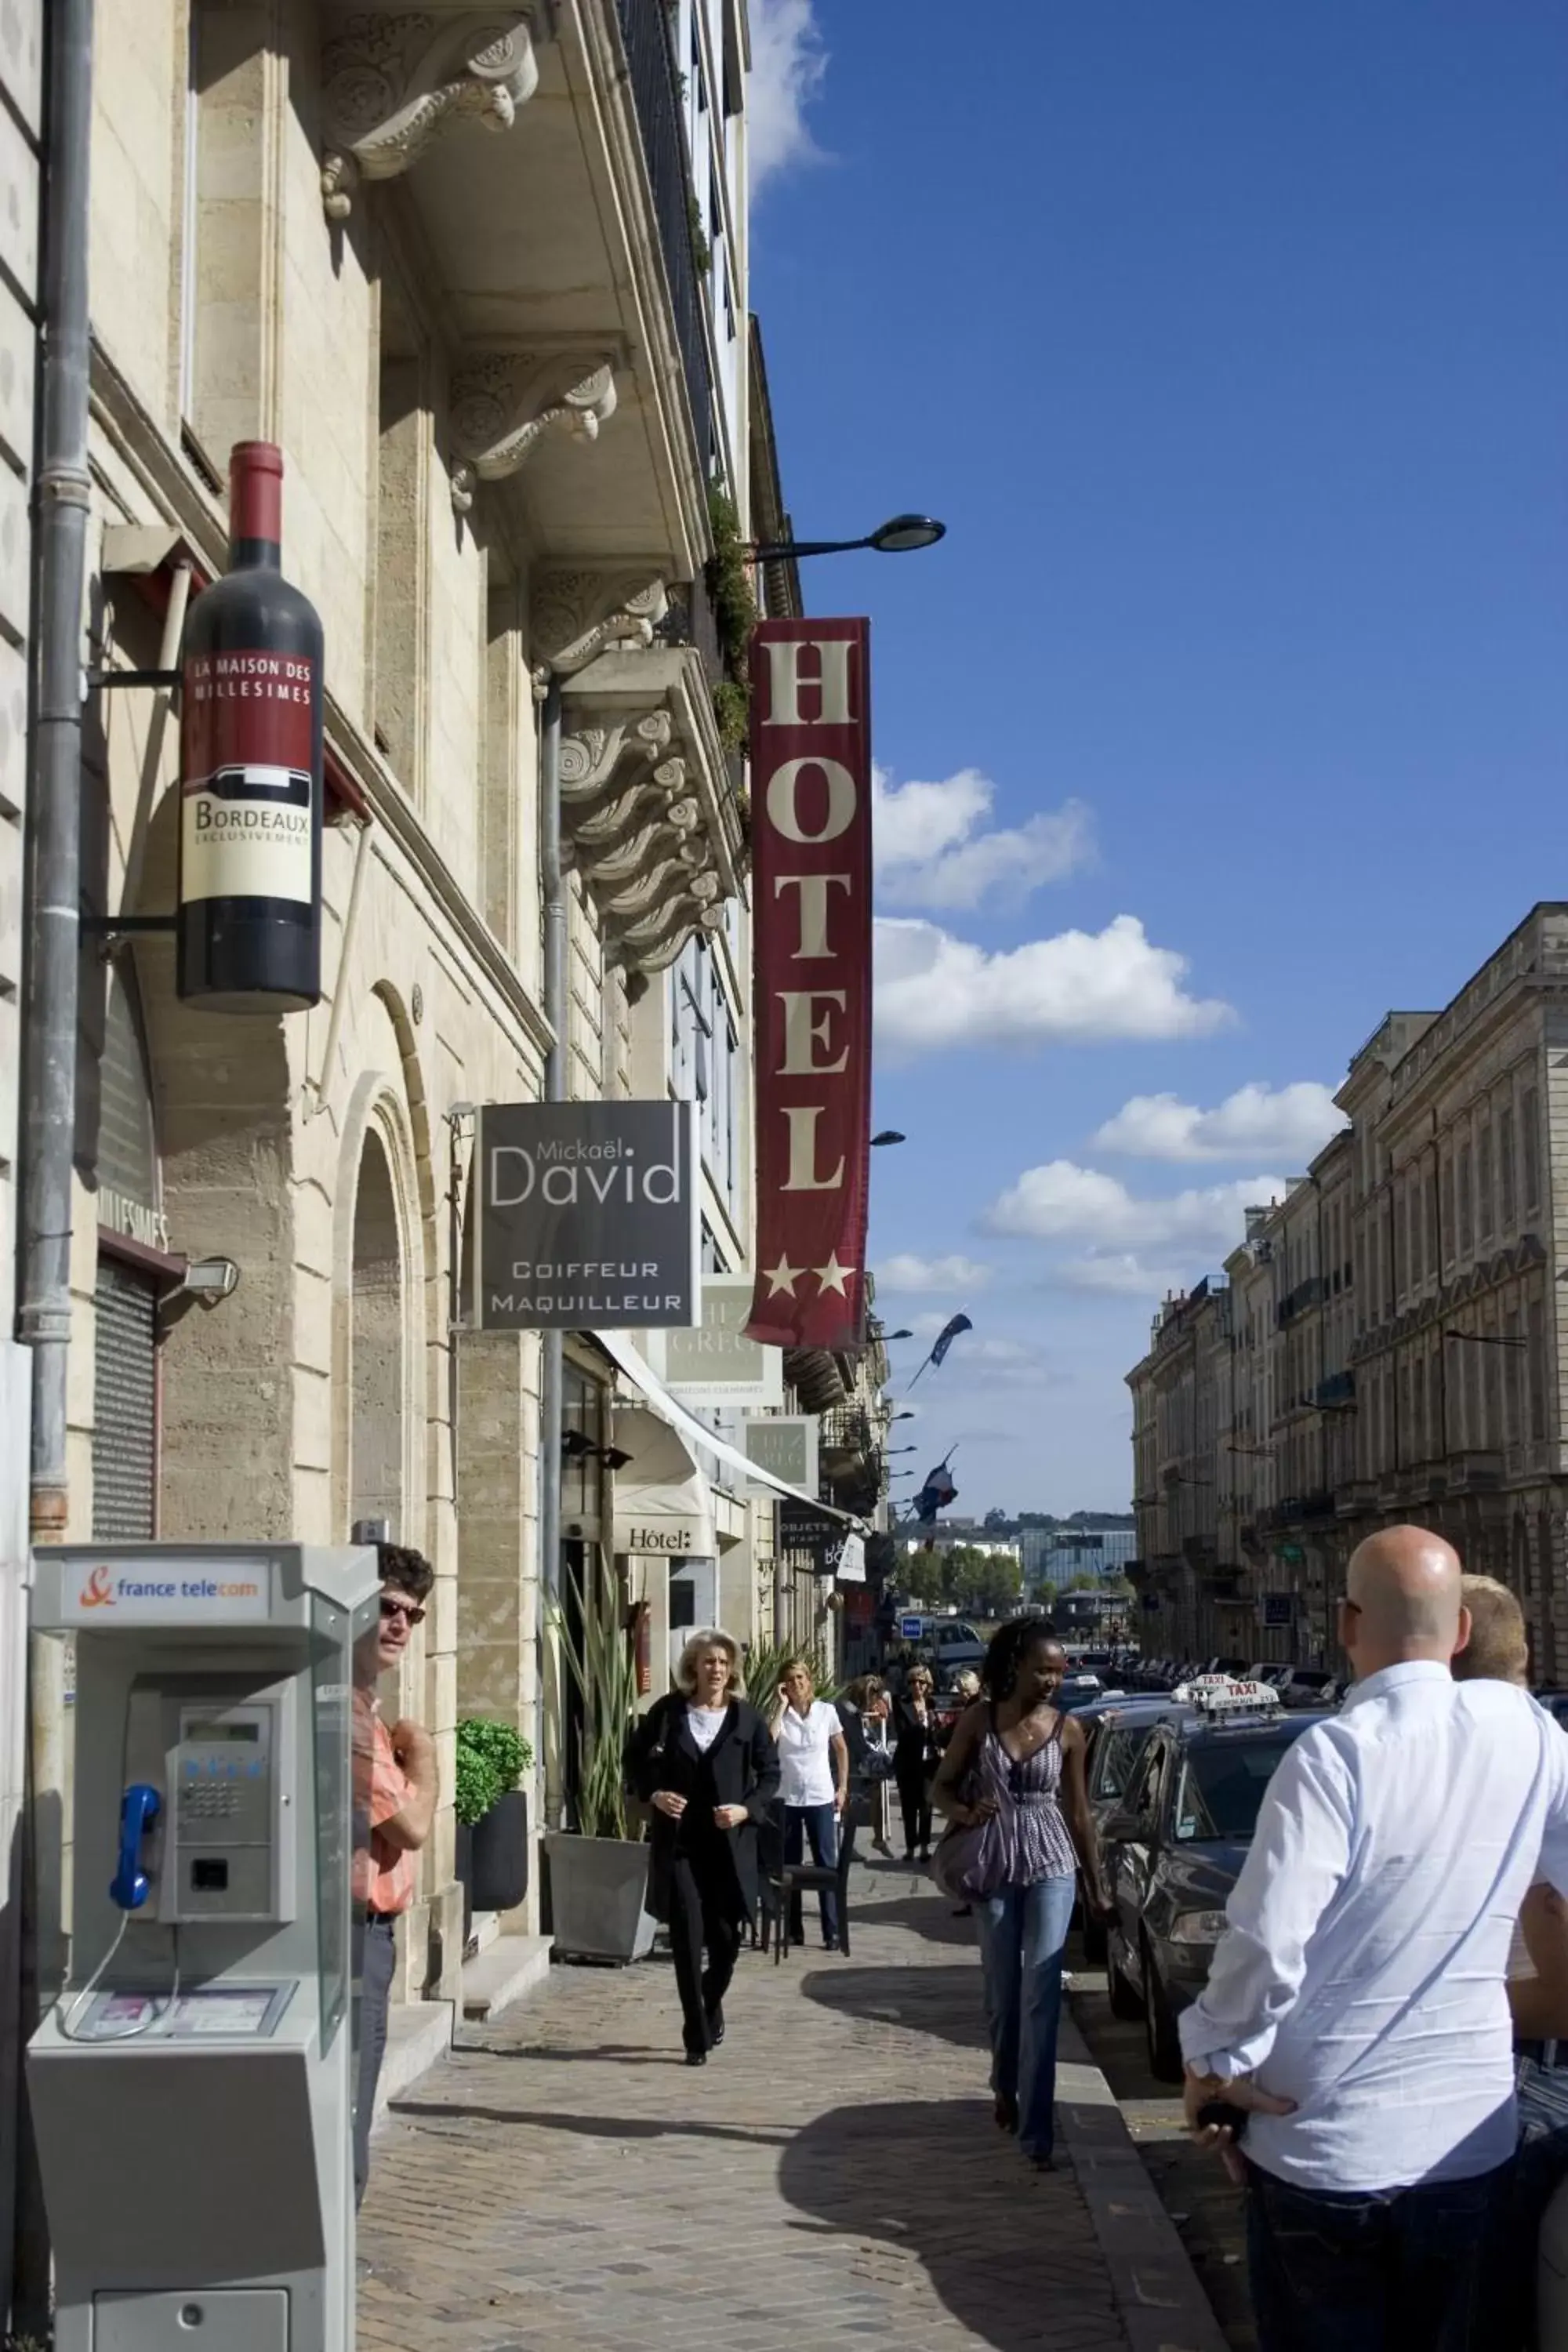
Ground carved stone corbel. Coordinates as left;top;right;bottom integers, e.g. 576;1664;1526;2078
448;353;618;513
557;709;672;805
584;818;668;891
597;856;695;921
532;569;668;680
609;898;725;973
321;12;550;220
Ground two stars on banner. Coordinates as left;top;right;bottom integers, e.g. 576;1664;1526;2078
763;1252;855;1299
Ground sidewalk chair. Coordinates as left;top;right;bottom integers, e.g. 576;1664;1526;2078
772;1798;865;1963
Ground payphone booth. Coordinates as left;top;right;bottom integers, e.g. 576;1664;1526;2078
27;1542;381;2352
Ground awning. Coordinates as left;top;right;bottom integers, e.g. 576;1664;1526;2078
594;1329;865;1530
611;1406;717;1559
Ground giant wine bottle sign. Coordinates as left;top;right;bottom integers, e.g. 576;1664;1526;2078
176;441;325;1011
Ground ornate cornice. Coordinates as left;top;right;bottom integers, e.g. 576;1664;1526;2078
531;568;669;681
320;9;550;220
448;351;619;513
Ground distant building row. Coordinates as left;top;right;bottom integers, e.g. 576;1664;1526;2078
1128;903;1568;1675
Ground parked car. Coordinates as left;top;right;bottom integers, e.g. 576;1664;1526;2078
1057;1669;1107;1711
1076;1695;1193;1960
1275;1666;1339;1709
1102;1681;1330;2080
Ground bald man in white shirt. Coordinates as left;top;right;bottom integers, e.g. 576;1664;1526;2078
1181;1526;1568;2352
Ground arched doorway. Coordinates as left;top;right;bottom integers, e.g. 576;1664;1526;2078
350;1131;405;1537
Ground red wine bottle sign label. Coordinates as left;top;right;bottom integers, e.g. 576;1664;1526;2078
180;648;318;906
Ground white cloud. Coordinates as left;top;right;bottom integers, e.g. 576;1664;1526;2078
873;767;1094;912
877;1253;992;1294
747;0;827;193
875;914;1234;1058
982;1162;1287;1254
1048;1254;1185;1298
1093;1081;1345;1164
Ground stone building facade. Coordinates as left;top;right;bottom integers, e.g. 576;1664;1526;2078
0;0;42;2317
1129;905;1568;1679
45;0;787;2035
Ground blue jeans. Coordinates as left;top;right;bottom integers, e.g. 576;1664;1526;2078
975;1872;1075;2159
784;1802;839;1946
1244;2158;1511;2352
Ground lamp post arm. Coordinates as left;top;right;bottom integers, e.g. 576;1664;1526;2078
749;535;873;562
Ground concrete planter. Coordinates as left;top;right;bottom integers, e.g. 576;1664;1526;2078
544;1832;656;1962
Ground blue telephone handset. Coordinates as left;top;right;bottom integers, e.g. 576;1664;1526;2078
110;1783;162;1911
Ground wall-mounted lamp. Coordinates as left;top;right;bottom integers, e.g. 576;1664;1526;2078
183;1255;241;1302
160;1256;241;1324
870;1131;906;1148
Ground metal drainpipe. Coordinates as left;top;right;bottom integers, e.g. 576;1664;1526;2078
538;672;565;1827
12;0;94;2328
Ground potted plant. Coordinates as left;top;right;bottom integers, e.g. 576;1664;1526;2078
454;1718;535;1940
544;1547;656;1962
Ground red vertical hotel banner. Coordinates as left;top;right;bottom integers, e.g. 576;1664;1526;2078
746;618;872;1352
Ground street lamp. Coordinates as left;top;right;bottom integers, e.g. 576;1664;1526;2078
884;1329;914;1341
752;514;946;563
870;1131;906;1148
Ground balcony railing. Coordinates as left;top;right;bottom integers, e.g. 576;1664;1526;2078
615;0;714;476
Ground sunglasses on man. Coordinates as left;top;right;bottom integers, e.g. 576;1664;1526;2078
380;1595;426;1627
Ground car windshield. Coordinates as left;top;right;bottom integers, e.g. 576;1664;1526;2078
1171;1730;1305;1842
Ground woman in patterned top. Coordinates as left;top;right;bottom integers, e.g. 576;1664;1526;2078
933;1618;1109;2170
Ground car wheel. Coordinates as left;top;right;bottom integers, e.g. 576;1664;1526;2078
1082;1912;1109;1965
1108;1934;1142;2021
1142;1939;1184;2083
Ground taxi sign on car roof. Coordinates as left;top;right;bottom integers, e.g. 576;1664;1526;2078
1171;1673;1283;1716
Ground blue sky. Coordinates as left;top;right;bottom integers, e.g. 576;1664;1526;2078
747;0;1568;1517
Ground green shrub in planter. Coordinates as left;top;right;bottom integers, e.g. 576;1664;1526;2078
454;1717;533;1827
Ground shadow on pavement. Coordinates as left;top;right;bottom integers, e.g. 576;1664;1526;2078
798;1961;989;2052
390;2100;790;2147
454;2041;681;2065
779;2096;1103;2352
851;1891;978;1945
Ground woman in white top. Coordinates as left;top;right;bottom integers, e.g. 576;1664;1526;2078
772;1659;850;1951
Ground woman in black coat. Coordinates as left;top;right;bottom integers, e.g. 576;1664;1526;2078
628;1629;780;2063
891;1663;942;1860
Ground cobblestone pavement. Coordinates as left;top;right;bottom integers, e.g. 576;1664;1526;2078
359;1865;1136;2352
1067;1964;1254;2352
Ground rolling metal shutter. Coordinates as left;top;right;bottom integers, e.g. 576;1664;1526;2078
93;1258;157;1539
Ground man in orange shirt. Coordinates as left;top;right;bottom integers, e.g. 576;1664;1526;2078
351;1541;437;2209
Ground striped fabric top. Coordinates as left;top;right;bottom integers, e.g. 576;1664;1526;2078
974;1717;1078;1887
